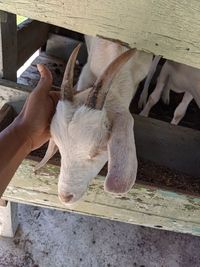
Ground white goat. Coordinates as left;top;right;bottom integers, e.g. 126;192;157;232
140;59;200;125
36;36;153;204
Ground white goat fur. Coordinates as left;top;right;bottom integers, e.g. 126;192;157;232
140;59;200;125
38;36;153;204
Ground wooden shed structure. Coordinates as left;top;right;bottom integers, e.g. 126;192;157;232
0;1;199;237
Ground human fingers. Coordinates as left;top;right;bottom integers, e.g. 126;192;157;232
34;64;53;94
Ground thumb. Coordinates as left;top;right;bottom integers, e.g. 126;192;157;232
49;91;61;107
35;64;53;94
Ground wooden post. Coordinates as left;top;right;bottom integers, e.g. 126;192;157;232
0;10;17;82
0;201;18;238
17;19;50;69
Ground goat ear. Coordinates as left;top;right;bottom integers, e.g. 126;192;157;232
35;139;58;172
104;111;138;193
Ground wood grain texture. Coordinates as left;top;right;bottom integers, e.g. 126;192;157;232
3;159;200;236
46;34;87;65
134;114;200;177
0;1;200;67
17;19;50;69
0;11;17;81
0;79;29;109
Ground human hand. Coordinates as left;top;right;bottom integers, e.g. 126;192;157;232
15;64;60;150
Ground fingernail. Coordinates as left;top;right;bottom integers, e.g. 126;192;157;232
37;64;43;72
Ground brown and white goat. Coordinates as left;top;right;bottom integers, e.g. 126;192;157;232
36;37;153;204
140;59;200;125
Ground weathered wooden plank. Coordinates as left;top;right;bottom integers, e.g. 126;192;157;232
3;159;200;236
0;11;17;81
17;19;50;69
134;114;200;177
0;78;60;111
0;79;30;110
0;78;31;92
46;34;87;65
1;1;200;68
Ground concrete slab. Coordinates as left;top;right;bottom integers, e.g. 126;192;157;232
0;204;199;267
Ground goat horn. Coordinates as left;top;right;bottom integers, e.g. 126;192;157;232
61;43;81;101
85;48;136;110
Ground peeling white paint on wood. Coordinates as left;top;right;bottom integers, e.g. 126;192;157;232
3;159;200;236
1;1;200;68
0;80;29;109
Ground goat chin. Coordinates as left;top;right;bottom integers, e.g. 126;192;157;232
57;150;108;205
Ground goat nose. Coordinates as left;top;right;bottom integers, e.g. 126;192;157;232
59;193;74;203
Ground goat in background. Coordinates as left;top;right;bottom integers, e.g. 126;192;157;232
140;58;200;125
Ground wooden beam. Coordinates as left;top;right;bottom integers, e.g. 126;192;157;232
46;34;87;65
0;79;29;110
17;19;50;69
134;114;200;177
3;159;200;236
0;201;18;237
0;10;17;81
0;78;31;92
0;1;200;68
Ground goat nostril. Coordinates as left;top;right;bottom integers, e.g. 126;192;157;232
59;193;74;203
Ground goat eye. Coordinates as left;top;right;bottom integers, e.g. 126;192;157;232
105;121;111;131
88;150;99;160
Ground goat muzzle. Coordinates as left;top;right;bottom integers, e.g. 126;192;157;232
59;192;74;204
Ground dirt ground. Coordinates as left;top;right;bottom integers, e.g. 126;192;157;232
0;204;199;267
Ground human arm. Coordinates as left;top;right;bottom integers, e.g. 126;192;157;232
0;64;59;196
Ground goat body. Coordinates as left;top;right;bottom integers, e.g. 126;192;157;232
78;37;153;107
140;59;200;125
